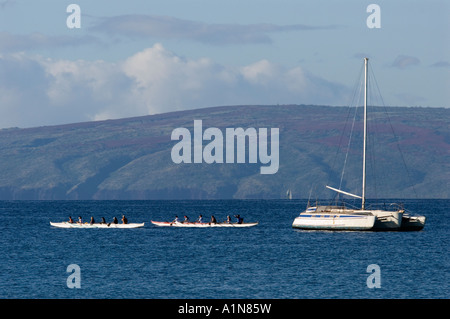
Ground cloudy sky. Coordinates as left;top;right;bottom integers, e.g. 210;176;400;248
0;0;448;128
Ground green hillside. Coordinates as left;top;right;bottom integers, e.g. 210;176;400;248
0;105;448;199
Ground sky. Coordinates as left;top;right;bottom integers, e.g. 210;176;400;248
0;0;448;128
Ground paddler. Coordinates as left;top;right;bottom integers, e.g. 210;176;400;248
112;216;118;224
121;215;128;224
90;216;95;225
183;215;190;223
210;215;217;224
196;214;204;223
234;214;243;224
172;215;180;224
77;216;83;224
68;216;74;224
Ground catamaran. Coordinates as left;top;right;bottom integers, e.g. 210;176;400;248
292;58;425;231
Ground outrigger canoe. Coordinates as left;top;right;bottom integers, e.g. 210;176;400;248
50;222;145;228
151;221;258;228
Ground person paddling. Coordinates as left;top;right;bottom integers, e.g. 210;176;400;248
68;216;74;224
121;215;128;224
196;215;204;223
171;215;180;225
210;215;217;225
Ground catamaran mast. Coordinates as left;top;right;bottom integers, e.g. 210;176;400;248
362;57;368;210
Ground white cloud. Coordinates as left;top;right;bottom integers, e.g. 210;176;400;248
0;53;53;127
0;44;349;128
121;43;235;113
241;60;280;85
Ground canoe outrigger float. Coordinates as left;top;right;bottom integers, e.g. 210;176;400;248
151;221;258;228
50;222;145;228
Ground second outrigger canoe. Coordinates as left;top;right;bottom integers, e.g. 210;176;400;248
50;222;145;228
151;221;258;228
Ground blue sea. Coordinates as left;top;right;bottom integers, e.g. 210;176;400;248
0;199;448;299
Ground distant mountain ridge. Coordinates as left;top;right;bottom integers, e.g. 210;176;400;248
0;104;448;199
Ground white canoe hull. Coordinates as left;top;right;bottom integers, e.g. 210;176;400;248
292;213;376;231
50;222;145;228
151;221;258;228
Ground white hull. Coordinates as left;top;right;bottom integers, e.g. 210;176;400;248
151;221;258;228
291;206;403;231
50;222;145;228
292;212;375;230
400;215;426;231
370;210;403;230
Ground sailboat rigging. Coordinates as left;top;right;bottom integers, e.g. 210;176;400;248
292;58;426;231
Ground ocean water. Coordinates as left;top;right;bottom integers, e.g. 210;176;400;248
0;199;448;299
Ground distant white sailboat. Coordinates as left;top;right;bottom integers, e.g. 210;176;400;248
292;58;425;231
286;189;292;200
